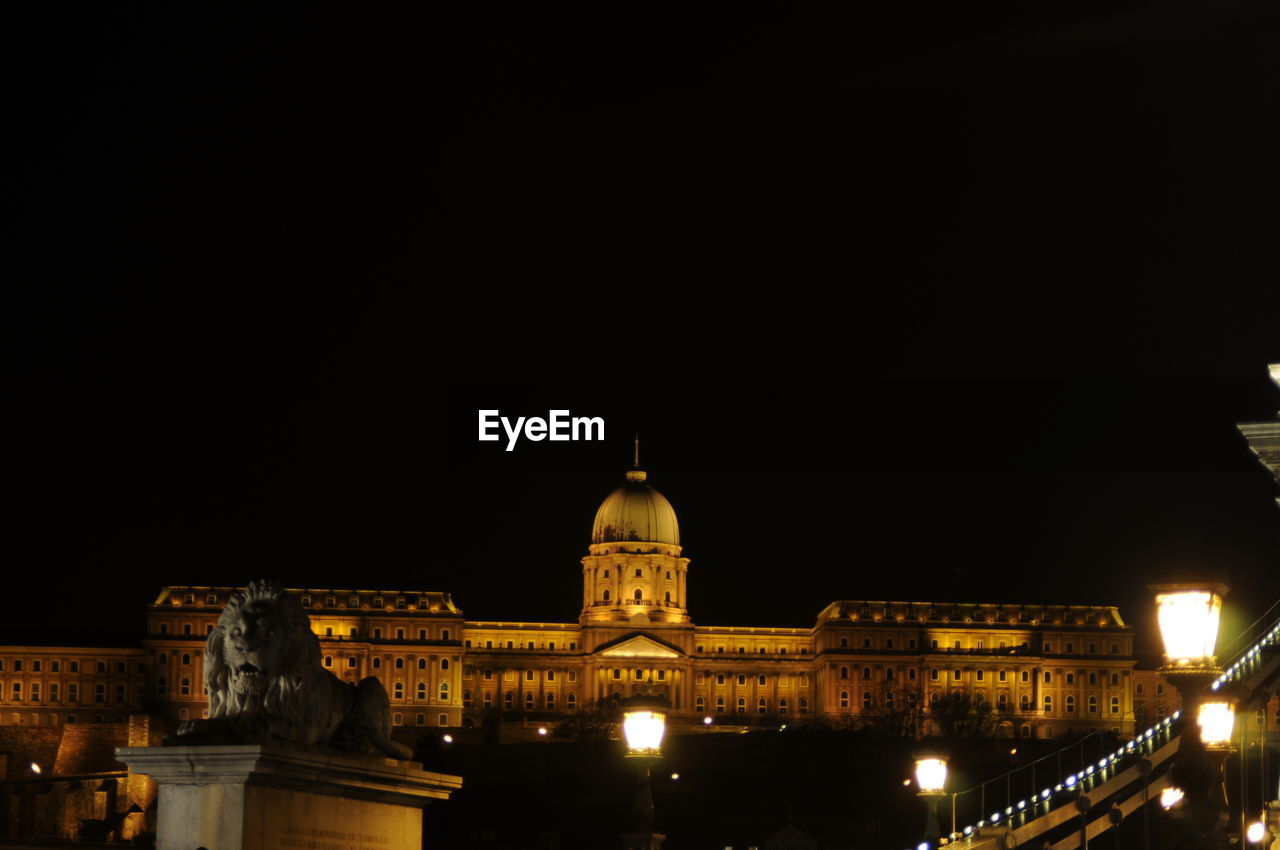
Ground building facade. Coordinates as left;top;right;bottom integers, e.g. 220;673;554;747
0;461;1206;740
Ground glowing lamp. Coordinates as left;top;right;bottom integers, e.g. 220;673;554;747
1160;786;1185;809
29;762;41;775
1152;585;1226;667
915;756;948;795
1246;821;1266;844
623;709;666;757
1197;699;1236;748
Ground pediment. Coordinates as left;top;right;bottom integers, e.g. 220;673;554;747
596;634;683;659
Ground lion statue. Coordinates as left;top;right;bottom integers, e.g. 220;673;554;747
174;580;412;758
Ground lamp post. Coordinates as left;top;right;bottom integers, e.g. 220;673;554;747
1198;696;1238;812
1151;580;1230;850
620;696;668;850
915;754;948;846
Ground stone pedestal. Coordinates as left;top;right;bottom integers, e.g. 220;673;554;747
116;744;461;850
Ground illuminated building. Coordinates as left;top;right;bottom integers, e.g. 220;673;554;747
9;449;1280;740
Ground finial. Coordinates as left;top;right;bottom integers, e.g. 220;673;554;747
626;434;647;482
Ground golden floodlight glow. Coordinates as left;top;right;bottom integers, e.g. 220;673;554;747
1160;786;1185;809
1246;821;1266;844
1155;590;1222;665
29;762;41;775
915;757;948;794
1198;700;1236;748
623;709;666;756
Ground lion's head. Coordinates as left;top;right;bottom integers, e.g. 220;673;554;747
206;580;322;722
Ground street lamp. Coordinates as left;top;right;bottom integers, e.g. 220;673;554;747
1151;580;1230;849
915;754;948;845
620;696;668;850
1198;696;1238;811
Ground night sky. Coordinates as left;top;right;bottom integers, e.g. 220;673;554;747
4;4;1280;656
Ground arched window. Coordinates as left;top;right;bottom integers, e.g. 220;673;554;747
525;670;535;681
504;691;514;708
347;657;357;668
463;690;472;706
440;682;450;701
1088;695;1098;714
885;668;895;682
1088;672;1097;685
158;652;167;664
758;675;766;685
839;690;849;709
716;696;725;713
633;588;643;601
799;697;809;714
664;591;671;603
997;693;1008;709
324;656;333;668
395;657;404;670
1110;696;1120;715
1109;673;1119;686
181;653;191;665
1065;695;1076;713
1044;694;1053;711
524;692;534;709
417;682;427;699
393;682;404;699
567;694;576;708
1136;683;1145;696
417;658;426;670
545;692;555;708
778;698;788;714
695;696;705;711
862;691;872;709
716;674;725;685
1044;671;1053;683
546;670;555;682
908;668;917;681
180;678;191;696
840;666;849;679
1020;694;1031;710
861;667;871;680
758;698;768;714
602;590;610;602
736;697;746;714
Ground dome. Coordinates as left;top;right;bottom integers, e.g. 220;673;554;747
591;468;680;545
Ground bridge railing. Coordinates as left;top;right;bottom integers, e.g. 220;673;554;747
905;600;1280;848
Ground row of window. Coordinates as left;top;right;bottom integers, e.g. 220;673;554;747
696;645;809;655
4;712;125;726
321;656;453;671
466;691;577;710
3;682;133;704
468;669;580;682
391;712;452;727
830;690;1126;715
465;639;577;650
696;695;810;715
698;673;810;687
843;607;1113;626
596;567;676;579
389;681;451;701
173;591;438;612
0;659;136;674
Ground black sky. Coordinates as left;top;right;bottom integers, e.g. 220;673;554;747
3;4;1280;652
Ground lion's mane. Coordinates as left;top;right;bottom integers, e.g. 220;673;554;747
205;580;334;742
